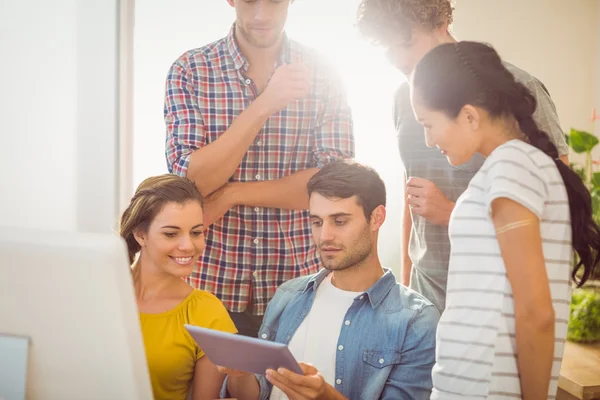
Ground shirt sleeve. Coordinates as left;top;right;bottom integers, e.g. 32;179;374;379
482;147;548;219
312;64;355;167
191;291;238;361
524;77;569;157
382;304;439;399
164;57;208;177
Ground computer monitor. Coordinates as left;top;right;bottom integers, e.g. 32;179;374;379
0;229;152;399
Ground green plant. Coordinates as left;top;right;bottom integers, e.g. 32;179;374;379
565;128;600;227
567;287;600;343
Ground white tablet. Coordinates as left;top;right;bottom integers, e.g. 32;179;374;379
184;324;303;375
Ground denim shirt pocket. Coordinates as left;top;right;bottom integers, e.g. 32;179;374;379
360;349;402;398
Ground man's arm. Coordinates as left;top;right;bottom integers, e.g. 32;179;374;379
201;61;354;224
164;61;311;196
202;169;318;227
401;177;413;286
229;168;318;210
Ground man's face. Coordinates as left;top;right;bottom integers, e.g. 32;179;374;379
227;0;292;49
309;193;376;272
384;26;445;76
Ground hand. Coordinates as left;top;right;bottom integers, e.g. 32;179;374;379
259;63;311;114
406;177;455;226
266;362;340;400
203;184;235;227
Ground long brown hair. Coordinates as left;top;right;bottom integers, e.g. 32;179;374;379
412;41;600;286
119;174;203;264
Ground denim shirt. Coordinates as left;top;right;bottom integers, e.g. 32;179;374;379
251;268;439;400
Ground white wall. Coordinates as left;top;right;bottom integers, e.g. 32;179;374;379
0;0;121;233
454;0;599;159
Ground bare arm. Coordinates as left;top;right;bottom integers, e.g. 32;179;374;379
559;154;569;165
491;198;555;399
401;178;413;285
191;356;227;400
223;372;261;400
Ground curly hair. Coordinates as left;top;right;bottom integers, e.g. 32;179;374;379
357;0;454;45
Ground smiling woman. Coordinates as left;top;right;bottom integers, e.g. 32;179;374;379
118;174;238;400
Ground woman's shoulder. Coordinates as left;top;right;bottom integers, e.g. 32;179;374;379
185;289;237;333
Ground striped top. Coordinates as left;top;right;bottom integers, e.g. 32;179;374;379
431;140;572;399
394;62;569;313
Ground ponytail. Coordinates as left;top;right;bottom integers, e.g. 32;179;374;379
412;41;600;287
512;86;600;286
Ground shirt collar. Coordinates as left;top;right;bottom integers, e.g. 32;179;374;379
301;268;397;309
225;23;293;72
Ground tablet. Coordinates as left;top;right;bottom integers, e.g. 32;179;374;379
184;324;303;375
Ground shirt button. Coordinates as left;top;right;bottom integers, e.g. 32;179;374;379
255;174;261;180
254;207;259;212
336;379;342;385
253;238;259;244
257;140;262;146
245;78;252;85
359;295;364;300
261;333;267;339
344;320;350;326
379;358;385;364
337;345;344;351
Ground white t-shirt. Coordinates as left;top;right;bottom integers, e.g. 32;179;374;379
269;273;360;400
432;140;572;399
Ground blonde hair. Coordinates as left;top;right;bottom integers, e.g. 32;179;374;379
357;0;454;45
119;174;203;264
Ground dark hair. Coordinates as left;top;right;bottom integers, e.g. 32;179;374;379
412;41;600;287
307;160;386;220
356;0;454;45
119;174;204;264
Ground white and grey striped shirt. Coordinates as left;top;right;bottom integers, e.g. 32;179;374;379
431;140;572;399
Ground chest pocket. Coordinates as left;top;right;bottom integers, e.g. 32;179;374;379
363;349;401;368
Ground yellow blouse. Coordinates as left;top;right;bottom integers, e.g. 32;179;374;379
139;290;237;400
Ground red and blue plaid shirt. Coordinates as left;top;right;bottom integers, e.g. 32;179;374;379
164;26;354;314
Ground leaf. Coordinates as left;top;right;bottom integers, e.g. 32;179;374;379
569;128;599;154
593;172;600;188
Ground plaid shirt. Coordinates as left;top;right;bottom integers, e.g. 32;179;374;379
164;27;355;315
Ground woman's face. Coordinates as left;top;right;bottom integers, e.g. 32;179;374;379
135;200;205;279
411;89;482;166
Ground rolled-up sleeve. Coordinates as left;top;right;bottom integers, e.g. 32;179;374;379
164;58;207;177
312;70;355;167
